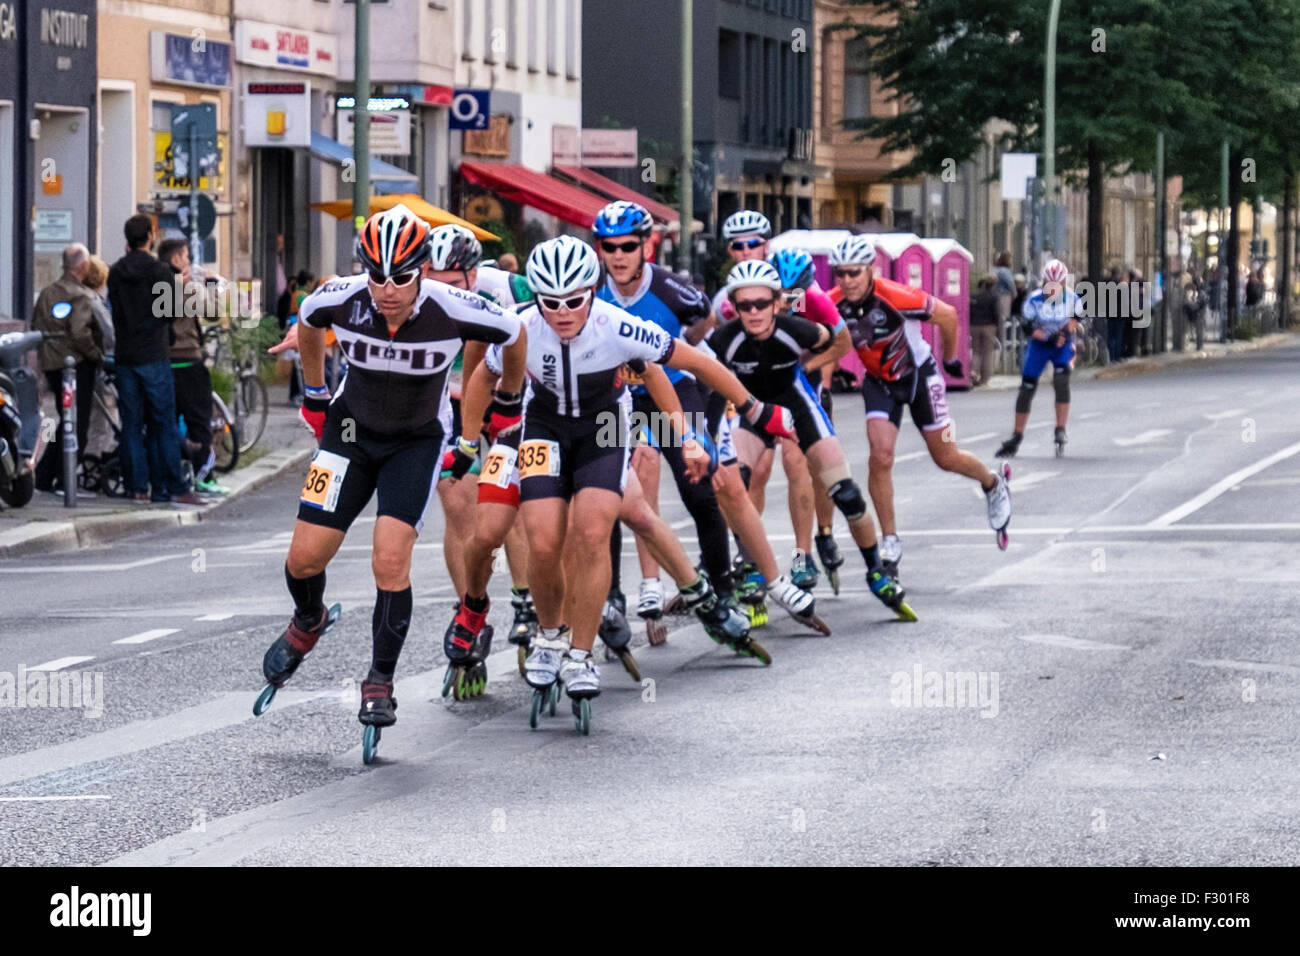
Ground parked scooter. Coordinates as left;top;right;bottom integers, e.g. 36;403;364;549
0;330;50;508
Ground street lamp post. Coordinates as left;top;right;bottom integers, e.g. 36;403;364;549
679;0;693;276
1043;0;1062;267
353;0;371;241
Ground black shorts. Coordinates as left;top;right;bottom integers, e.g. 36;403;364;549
862;358;952;431
518;404;630;503
296;397;443;532
738;368;835;453
172;362;213;448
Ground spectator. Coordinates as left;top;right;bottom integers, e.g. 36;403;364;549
31;243;104;493
80;255;118;461
1245;267;1264;307
1105;266;1125;362
284;270;314;405
993;251;1015;333
1011;272;1028;321
1125;268;1145;357
83;255;115;355
969;274;999;387
107;215;202;505
159;239;223;496
496;252;520;274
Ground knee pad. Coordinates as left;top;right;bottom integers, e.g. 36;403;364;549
1015;377;1038;415
738;463;752;489
828;478;868;523
1053;367;1070;404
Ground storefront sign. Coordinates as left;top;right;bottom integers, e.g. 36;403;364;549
337;107;411;156
151;32;232;88
154;131;228;192
235;20;336;77
244;81;311;147
464;116;510;158
0;3;18;42
40;8;88;48
552;127;638;168
34;210;73;242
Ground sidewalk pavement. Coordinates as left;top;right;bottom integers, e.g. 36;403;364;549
973;330;1296;392
0;381;315;559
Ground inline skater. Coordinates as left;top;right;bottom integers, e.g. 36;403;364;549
252;205;527;764
592;200;734;633
451;237;796;733
710;260;915;621
995;258;1084;459
830;234;1011;575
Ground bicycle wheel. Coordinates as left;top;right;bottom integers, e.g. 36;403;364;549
212;393;241;473
237;373;269;454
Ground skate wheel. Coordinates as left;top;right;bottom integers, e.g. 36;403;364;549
362;724;380;765
1001;463;1011;481
895;600;919;623
252;683;276;717
828;570;840;596
997;529;1009;551
618;649;641;683
441;665;455;698
529;689;544;729
1055;443;1065;458
574;697;591;736
548;682;560;717
745;640;772;666
323;602;343;635
646;619;667;646
516;644;527;678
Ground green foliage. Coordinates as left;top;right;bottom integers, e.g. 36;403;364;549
478;219;517;262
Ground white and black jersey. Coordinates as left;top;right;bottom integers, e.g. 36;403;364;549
507;297;676;421
299;273;521;436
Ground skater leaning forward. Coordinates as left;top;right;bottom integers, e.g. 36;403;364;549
256;205;527;762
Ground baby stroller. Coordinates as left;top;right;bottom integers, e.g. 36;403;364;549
77;365;127;497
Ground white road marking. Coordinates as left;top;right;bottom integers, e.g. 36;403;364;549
1148;440;1300;527
1016;633;1131;651
0;555;182;574
895;432;996;463
1186;658;1300;676
1112;429;1173;447
1202;408;1247;421
670;518;695;529
194;613;233;622
27;656;95;671
112;628;180;646
0;795;112;802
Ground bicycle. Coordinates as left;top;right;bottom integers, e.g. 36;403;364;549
204;324;268;455
211;390;241;473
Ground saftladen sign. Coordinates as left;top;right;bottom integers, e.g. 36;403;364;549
234;20;337;77
552;127;638;168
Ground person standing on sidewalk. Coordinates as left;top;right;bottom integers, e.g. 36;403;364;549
31;243;104;493
107;215;202;505
969;274;999;387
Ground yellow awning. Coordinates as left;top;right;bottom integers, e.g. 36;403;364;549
312;193;499;242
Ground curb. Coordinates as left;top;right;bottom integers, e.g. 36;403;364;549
0;443;314;560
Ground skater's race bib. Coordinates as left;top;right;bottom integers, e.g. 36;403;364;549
517;440;560;479
481;445;518;489
925;374;951;424
300;449;350;512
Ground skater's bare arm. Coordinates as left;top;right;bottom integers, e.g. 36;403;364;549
460;358;499;444
641;364;709;483
665;343;750;410
802;325;849;374
930;300;959;360
497;326;527;395
298;323;328;390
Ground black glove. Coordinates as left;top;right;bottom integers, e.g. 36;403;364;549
943;358;963;378
440;437;480;481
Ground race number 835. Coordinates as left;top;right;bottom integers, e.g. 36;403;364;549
517;440;560;479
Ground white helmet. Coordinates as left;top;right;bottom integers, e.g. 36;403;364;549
829;235;877;267
1041;258;1069;284
722;210;772;240
428;224;482;272
525;236;601;296
725;260;782;295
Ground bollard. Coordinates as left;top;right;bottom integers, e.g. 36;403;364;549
62;356;77;508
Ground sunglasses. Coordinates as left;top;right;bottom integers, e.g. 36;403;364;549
833;267;866;279
368;269;420;288
733;297;775;314
600;240;641;254
730;238;765;251
538;289;592;312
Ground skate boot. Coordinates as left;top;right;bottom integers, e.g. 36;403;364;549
995;431;1022;459
525;626;569;728
253;602;343;716
814;530;844;595
599;587;639;682
1054;426;1068;458
880;534;903;581
681;576;771;665
732;559;768;628
559;649;601;736
441;599;494;701
509;587;539;677
767;574;831;635
358;669;397;765
868;568;918;622
637;577;668;646
790;549;820;592
986;464;1012;550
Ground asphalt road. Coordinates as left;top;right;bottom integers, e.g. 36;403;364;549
1;342;1297;865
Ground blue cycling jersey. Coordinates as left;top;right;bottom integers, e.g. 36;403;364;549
1021;288;1085;337
596;264;709;389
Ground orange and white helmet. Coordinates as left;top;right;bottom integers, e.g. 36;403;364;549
1040;258;1069;285
355;204;432;278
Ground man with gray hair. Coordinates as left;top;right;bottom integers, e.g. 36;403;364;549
31;242;104;493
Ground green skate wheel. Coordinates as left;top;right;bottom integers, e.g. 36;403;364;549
362;725;380;765
548;682;560;717
441;665;455;698
828;569;840;595
895;600;918;623
516;644;527;678
253;683;276;717
529;689;544;729
574;697;591;736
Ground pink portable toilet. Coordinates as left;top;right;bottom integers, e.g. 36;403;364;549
876;234;929;293
769;229;852;292
920;238;974;389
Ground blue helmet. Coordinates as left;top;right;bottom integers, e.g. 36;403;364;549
768;248;816;292
593;201;653;238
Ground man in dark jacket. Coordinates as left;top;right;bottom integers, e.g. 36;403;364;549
969;274;999;386
107;216;202;505
31;243;104;491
